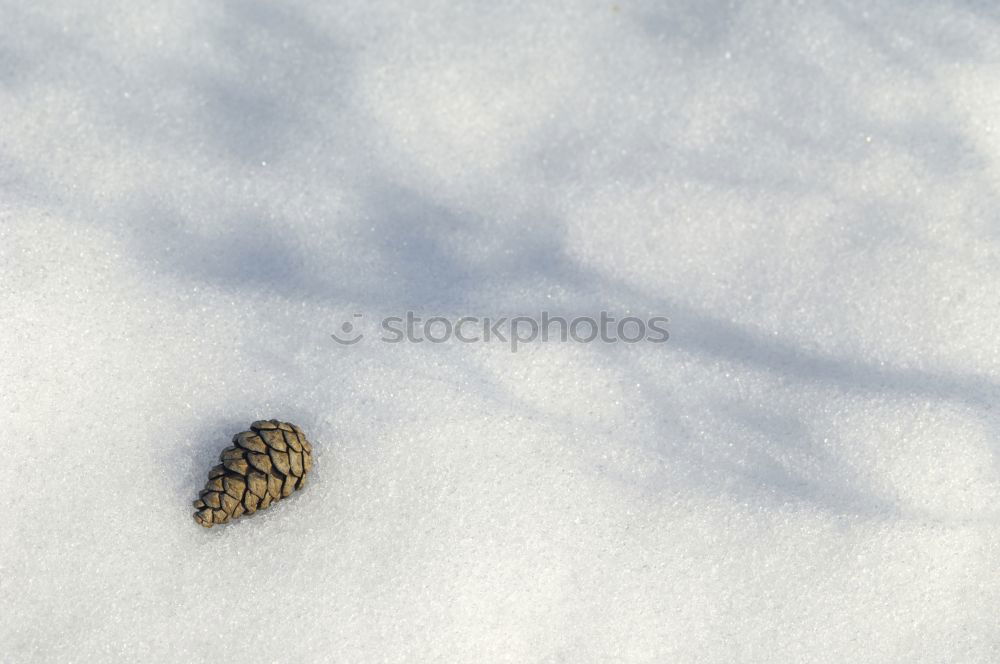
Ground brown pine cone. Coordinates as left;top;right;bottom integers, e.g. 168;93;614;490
193;420;314;528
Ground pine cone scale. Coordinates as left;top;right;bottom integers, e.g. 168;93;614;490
260;429;287;451
266;474;283;499
223;476;245;498
248;452;271;473
223;457;249;474
269;449;291;475
236;433;268;454
283;430;303;453
289;452;303;477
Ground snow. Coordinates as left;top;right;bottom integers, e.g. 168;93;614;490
3;0;1000;661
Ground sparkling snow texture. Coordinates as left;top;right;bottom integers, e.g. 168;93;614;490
2;1;1000;661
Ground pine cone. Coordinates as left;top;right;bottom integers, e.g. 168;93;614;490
193;420;314;528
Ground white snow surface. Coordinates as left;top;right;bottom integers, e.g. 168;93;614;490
3;1;1000;661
